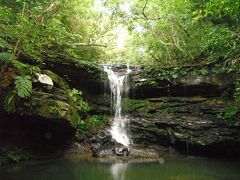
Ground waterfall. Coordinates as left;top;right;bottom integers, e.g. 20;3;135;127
103;65;132;147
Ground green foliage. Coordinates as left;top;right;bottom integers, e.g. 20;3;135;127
89;115;106;127
79;101;91;112
7;151;26;163
0;52;37;75
68;88;90;112
203;0;240;22
0;52;14;63
68;88;82;102
212;62;239;74
1;52;36;112
199;69;209;76
14;75;32;98
135;80;157;88
74;118;86;133
68;106;82;129
124;98;150;116
200;25;240;61
101;0;239;66
0;0;239;66
49;105;61;115
218;104;238;121
75;115;107;134
0;0;106;63
4;90;18;112
0;37;12;49
67;88;92;132
145;67;187;80
218;78;240;121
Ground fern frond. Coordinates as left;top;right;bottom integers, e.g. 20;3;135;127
15;76;32;98
0;52;30;72
12;59;29;69
0;52;14;64
0;38;12;49
4;90;17;112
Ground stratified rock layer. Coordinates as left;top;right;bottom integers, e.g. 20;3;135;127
126;67;240;157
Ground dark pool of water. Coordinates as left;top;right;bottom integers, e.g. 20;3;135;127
0;156;240;180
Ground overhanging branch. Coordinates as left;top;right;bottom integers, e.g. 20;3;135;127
141;0;164;21
72;43;107;48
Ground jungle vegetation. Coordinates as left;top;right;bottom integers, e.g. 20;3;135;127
0;0;239;66
0;0;239;123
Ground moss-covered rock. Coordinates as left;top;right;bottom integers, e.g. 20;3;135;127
19;90;70;120
46;59;105;95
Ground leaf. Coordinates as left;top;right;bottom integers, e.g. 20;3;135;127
14;76;32;98
0;52;31;75
0;38;12;49
0;52;14;64
12;60;29;70
4;90;17;112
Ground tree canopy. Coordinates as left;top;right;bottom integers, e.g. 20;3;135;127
0;0;239;67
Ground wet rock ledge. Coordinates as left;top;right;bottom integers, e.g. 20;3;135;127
126;66;240;157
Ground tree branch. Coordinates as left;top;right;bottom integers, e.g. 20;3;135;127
13;2;26;56
72;43;107;48
142;0;148;20
140;0;164;21
43;3;55;13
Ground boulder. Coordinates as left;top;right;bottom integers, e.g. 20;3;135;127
0;70;79;153
90;131;117;157
17;89;73;121
46;59;104;95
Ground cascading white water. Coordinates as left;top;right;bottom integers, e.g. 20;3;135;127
103;65;132;147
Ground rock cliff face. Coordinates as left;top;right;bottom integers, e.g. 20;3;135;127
127;97;240;156
126;67;240;157
130;68;235;98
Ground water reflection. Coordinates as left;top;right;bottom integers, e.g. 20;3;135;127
110;162;128;180
1;157;240;180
